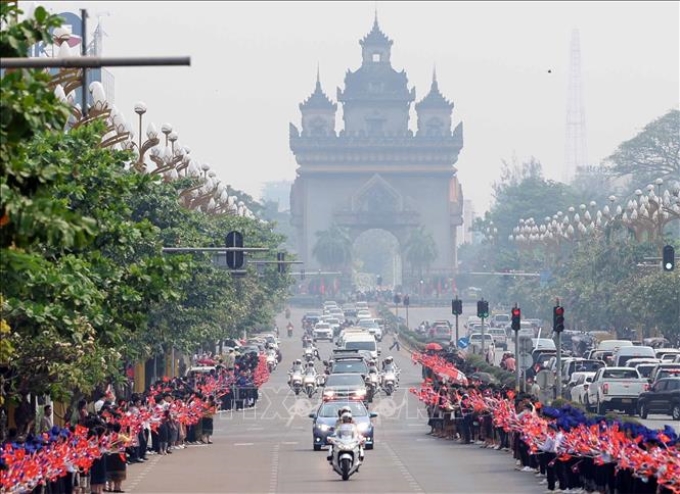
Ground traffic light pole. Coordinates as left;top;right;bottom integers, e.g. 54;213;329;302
554;299;563;399
454;314;459;348
514;330;520;391
481;316;485;355
405;304;409;330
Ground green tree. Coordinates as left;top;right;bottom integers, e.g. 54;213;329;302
606;109;680;187
312;224;352;271
403;225;438;281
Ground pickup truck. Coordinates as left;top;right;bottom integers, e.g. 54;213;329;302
586;367;649;415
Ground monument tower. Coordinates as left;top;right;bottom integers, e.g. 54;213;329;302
290;16;464;280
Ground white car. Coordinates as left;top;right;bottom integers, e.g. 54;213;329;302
568;371;595;404
313;322;333;341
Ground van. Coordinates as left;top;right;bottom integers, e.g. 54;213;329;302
597;340;633;352
491;314;510;328
613;346;656;367
342;333;379;359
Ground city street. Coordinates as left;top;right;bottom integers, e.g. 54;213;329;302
126;307;547;493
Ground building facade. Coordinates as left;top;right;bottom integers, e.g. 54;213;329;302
289;17;464;277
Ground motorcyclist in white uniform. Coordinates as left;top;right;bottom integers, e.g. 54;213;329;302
288;359;303;385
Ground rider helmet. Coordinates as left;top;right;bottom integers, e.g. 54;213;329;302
294;359;302;365
307;362;315;367
337;405;351;417
341;412;353;423
384;356;393;364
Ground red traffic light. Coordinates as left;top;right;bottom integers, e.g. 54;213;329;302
554;306;564;316
511;308;521;317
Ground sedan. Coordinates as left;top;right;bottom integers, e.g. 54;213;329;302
322;373;368;402
309;400;377;450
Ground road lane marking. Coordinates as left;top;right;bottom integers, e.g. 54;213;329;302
269;443;280;493
127;455;160;493
234;442;254;446
382;441;425;493
281;441;298;445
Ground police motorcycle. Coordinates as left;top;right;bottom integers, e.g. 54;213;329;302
303;362;318;398
364;360;380;403
266;348;278;373
380;356;398;396
289;359;304;395
327;413;365;481
287;322;294;338
303;346;320;363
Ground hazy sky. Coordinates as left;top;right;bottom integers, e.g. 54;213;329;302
34;1;680;213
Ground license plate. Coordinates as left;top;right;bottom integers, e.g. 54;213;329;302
621;399;632;403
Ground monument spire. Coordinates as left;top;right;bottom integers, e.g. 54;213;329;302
564;28;588;183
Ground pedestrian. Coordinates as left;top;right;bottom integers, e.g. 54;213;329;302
40;404;53;433
389;332;400;352
201;395;217;444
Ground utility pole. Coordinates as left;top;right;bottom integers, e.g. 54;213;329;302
80;9;88;117
553;300;565;398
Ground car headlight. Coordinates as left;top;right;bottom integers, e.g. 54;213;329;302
357;422;369;432
317;424;330;431
355;389;367;396
323;390;334;396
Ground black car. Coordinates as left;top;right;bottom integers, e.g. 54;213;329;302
309;400;377;451
322;373;368;402
637;377;680;420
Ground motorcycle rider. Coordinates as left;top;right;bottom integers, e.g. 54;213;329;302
327;406;353;462
380;356;398;386
304;361;317;379
366;360;380;381
330;412;365;462
288;359;303;385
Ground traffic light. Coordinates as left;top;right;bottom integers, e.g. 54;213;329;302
377;275;383;286
663;245;675;272
277;252;286;273
553;305;565;332
452;298;463;316
477;299;489;319
225;231;244;269
393;294;402;305
403;295;410;307
511;307;521;331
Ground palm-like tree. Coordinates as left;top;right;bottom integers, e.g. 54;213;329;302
403;225;438;281
312;224;352;271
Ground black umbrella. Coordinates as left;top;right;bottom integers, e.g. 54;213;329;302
470;372;498;384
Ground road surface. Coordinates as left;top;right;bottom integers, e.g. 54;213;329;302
126;307;548;493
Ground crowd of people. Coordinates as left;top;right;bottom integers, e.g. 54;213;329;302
412;350;680;494
1;350;270;494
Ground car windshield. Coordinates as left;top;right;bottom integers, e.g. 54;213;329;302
345;341;375;351
658;368;680;379
318;402;367;418
325;374;365;386
636;365;656;378
572;361;604;372
332;361;368;374
602;369;639;379
359;320;378;328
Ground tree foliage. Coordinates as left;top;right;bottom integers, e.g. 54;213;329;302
607;109;680;187
312;224;352;271
0;5;292;412
403;225;438;281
